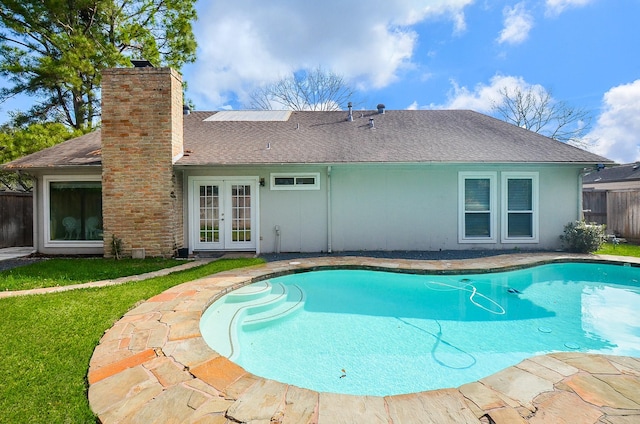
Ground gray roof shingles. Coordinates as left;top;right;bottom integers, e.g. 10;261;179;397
181;109;610;165
583;162;640;183
2;130;102;169
2;110;611;170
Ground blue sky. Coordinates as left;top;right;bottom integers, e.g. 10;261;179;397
1;1;638;163
181;0;640;163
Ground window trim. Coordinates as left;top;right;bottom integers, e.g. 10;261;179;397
270;172;320;190
458;172;497;243
501;172;539;243
43;175;103;248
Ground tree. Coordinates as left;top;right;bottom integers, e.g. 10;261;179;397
0;0;197;130
248;67;356;111
492;86;591;146
0;122;82;190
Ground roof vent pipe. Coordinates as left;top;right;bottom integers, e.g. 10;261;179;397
377;103;385;114
347;102;353;122
369;118;375;128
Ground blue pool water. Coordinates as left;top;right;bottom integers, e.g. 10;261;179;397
200;263;640;396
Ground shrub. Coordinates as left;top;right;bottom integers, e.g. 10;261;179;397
560;221;606;253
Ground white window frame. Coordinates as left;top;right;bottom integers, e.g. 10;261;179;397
501;172;539;243
43;175;103;248
458;172;497;243
270;172;320;190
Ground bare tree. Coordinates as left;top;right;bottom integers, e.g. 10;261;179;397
248;67;355;111
492;86;591;146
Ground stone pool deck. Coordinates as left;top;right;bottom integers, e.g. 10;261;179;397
87;253;640;423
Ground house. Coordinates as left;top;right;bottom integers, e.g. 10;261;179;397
583;163;640;240
583;163;640;191
2;66;613;257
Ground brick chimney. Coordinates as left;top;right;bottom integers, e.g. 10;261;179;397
101;67;184;258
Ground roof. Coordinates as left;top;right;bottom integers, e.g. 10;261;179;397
583;162;640;184
203;110;292;121
2;131;102;169
2;109;611;170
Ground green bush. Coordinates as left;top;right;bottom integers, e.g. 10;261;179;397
560;220;606;253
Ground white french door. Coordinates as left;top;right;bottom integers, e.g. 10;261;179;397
190;178;257;251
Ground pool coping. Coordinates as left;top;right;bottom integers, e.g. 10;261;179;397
87;253;640;423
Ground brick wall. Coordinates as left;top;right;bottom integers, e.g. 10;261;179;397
101;67;184;257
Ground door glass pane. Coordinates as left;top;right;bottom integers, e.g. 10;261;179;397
508;212;533;237
199;185;219;243
508;179;532;211
465;179;490;211
49;181;102;241
231;184;251;242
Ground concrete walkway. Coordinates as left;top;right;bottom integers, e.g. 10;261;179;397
0;246;35;261
85;253;640;423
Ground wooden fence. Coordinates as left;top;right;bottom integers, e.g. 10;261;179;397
0;191;33;248
583;191;607;225
583;190;640;241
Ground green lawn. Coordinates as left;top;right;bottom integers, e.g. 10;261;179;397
0;258;185;291
1;245;638;423
0;258;264;424
595;241;640;257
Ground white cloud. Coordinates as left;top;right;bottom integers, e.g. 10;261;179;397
585;80;640;163
415;74;541;112
497;2;534;45
545;0;594;17
184;0;474;109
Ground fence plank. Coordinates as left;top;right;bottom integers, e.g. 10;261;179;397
583;191;607;225
0;192;33;247
606;190;640;241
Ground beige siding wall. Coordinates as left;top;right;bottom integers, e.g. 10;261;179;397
539;166;581;244
184;164;583;253
331;165;456;251
183;166;328;253
259;168;327;253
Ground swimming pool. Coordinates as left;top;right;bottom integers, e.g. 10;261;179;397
200;262;640;396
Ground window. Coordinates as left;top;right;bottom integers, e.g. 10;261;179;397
502;172;538;242
44;176;103;246
270;173;320;190
459;172;497;243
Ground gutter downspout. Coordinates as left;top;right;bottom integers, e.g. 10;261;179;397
327;166;332;253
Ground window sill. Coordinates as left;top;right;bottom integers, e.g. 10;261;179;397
44;241;104;249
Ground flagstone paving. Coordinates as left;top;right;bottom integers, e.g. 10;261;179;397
87;253;640;423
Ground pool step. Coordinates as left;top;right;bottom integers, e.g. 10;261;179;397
242;284;306;331
225;281;274;303
200;281;306;360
